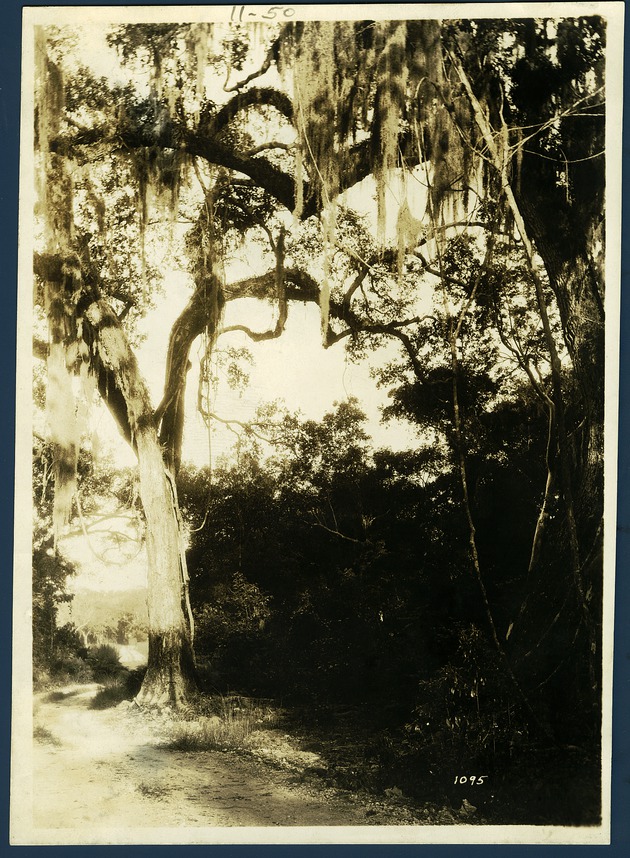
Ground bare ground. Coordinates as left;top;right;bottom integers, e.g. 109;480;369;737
31;684;454;831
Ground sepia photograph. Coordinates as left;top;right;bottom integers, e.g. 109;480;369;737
10;2;624;845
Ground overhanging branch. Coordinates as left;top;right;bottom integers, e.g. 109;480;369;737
49;107;414;222
224;39;280;92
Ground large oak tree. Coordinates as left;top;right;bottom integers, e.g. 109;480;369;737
32;15;608;709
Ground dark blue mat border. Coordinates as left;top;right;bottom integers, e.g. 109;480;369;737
1;1;628;855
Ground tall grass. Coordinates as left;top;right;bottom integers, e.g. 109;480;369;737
163;695;278;752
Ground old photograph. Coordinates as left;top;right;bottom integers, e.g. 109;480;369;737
11;2;623;845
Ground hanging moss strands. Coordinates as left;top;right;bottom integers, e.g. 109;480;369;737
291;22;339;208
284;19;469;251
130;142;189;295
184;22;213;122
35;28;76;254
371;21;408;242
34;27;65;226
286;22;372;336
287;22;337;337
43;259;84;542
35;35;83;540
46;338;78;541
406;21;479;228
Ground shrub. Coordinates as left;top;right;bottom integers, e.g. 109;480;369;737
90;666;146;709
35;623;92;687
87;644;124;681
90;681;129;709
51;651;93;684
33;724;61;745
46;690;68;702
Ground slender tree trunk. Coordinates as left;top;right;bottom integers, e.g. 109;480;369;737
451;53;601;695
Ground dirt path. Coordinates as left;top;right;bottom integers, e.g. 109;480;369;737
31;685;427;833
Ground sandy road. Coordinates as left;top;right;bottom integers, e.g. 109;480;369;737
30;685;411;835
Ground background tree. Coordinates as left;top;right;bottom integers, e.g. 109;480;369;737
32;434;104;683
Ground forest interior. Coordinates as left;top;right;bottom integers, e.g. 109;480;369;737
14;2;622;843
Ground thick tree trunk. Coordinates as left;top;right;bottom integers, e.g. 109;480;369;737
83;299;197;707
133;428;197;706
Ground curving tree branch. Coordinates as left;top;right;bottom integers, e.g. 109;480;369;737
209;87;294;135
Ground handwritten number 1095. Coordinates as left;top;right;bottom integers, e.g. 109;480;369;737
454;775;487;785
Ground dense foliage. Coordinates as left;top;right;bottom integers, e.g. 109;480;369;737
181;389;568;718
179;394;598;821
